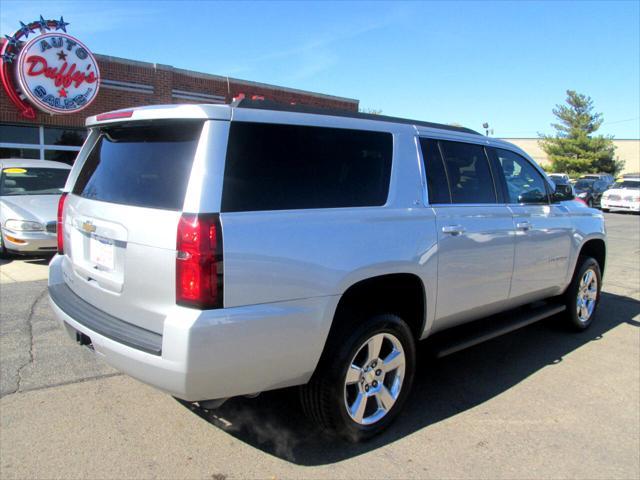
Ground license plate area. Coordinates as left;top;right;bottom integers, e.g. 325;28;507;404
89;235;115;271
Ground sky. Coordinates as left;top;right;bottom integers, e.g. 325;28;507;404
1;0;639;138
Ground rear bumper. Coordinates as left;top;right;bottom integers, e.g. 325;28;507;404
1;228;57;253
48;254;335;401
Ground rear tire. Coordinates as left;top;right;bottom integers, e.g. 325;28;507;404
563;256;602;331
300;313;416;442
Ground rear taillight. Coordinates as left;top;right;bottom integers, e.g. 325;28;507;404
57;193;68;254
176;213;223;309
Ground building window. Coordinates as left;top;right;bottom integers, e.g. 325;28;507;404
0;124;87;165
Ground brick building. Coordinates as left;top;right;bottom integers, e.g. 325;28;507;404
1;49;359;164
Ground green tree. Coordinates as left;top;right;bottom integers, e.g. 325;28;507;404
539;90;623;175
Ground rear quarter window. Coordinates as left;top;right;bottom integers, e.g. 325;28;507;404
72;122;202;210
221;122;393;212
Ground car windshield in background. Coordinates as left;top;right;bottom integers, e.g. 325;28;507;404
0;168;69;196
575;179;595;189
612;180;640;189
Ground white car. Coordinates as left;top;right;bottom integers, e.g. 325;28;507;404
0;159;71;255
600;178;640;213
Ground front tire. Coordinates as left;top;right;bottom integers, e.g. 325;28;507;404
563;256;602;331
300;313;416;442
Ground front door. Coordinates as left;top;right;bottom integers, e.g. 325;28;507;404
490;147;573;300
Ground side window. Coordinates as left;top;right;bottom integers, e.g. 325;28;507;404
494;148;549;204
438;140;497;204
221;122;392;212
419;138;450;204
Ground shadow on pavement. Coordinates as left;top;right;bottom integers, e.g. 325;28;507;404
177;291;639;465
0;253;53;266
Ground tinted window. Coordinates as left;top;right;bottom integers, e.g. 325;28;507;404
44;127;87;147
222;122;392;212
575;179;595;189
0;147;40;159
1;168;69;196
420;138;450;204
495;148;548;204
45;150;78;166
613;180;640;189
73;122;202;210
439;140;496;204
0;124;39;144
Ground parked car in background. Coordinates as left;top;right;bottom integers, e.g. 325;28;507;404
579;173;615;188
548;173;570;184
49;101;606;441
547;174;575;201
601;177;640;213
0;159;71;256
573;178;609;208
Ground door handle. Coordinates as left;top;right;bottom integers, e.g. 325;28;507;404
442;225;466;235
516;221;531;231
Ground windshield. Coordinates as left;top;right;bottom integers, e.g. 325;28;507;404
575;179;594;189
612;180;640;190
0;167;69;196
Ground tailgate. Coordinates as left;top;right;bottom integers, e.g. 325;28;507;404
60;121;203;334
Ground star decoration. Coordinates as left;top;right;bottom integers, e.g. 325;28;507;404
19;21;36;38
4;34;18;47
37;15;50;32
57;50;68;61
1;52;16;64
55;16;70;33
58;87;68;98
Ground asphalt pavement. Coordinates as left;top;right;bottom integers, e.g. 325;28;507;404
1;212;638;479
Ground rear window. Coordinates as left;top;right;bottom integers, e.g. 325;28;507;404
73;122;202;210
221;122;393;212
0;167;69;196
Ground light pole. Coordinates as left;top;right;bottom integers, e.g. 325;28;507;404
483;122;490;137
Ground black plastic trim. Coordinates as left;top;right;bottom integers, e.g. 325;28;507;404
49;283;162;356
232;98;482;135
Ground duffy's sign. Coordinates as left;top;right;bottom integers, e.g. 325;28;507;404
1;16;100;118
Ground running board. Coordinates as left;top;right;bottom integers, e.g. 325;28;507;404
430;303;566;359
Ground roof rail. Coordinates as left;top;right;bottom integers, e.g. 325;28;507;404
230;98;481;135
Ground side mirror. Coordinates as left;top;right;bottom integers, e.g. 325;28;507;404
552;183;574;202
518;189;547;204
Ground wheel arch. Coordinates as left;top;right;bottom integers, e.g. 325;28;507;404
579;238;606;276
328;273;427;342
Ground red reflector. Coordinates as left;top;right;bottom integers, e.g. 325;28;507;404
96;110;134;121
57;192;68;254
176;213;223;309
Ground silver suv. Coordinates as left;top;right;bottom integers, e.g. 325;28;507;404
49;100;606;441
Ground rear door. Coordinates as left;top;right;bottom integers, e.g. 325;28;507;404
61;121;204;334
420;138;515;328
489;147;573;300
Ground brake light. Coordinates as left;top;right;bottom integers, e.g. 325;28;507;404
96;110;134;121
57;193;68;254
176;213;223;309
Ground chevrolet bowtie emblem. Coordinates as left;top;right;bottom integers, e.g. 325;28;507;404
82;221;96;233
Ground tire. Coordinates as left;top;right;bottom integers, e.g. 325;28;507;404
0;234;7;259
563;256;602;331
601;208;609;213
300;313;416;442
587;198;593;208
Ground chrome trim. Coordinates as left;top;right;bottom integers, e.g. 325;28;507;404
344;332;406;426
